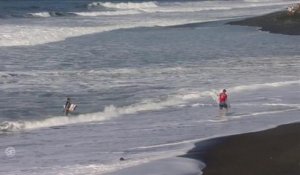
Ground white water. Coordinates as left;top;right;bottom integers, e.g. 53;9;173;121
0;0;295;47
28;12;52;18
2;92;299;175
94;1;159;10
1;80;299;132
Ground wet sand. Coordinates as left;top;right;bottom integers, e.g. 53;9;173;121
183;123;300;175
228;11;300;35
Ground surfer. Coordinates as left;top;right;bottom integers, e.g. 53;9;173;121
218;89;229;113
64;97;71;116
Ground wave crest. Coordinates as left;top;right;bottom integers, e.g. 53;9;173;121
0;90;209;132
27;11;77;18
1;80;298;132
74;10;141;17
88;1;158;10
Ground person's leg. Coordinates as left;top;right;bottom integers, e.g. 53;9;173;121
219;104;225;116
65;109;69;116
224;104;228;113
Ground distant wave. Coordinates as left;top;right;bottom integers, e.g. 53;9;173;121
0;19;210;47
231;80;300;92
74;10;141;17
0;80;299;132
26;11;77;18
23;10;141;18
243;0;282;2
87;1;158;10
0;1;158;18
13;1;235;19
27;12;52;18
2;0;293;19
0;0;294;46
0;11;79;18
87;1;232;14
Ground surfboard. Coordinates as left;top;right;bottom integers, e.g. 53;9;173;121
64;104;77;112
68;104;77;112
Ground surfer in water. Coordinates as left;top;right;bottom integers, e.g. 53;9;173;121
218;89;229;114
64;97;71;116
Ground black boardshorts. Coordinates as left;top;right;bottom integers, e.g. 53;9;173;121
219;103;228;109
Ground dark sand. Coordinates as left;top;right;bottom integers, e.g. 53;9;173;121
228;11;300;35
183;123;300;175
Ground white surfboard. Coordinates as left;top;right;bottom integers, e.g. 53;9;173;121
64;104;77;112
68;104;77;112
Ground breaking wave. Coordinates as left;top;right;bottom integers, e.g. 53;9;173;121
27;12;52;18
26;8;147;18
74;10;141;17
87;1;158;10
0;91;207;132
0;80;299;132
231;80;300;92
1;0;294;46
26;11;77;18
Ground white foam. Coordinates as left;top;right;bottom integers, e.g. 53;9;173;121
244;0;283;2
28;12;51;18
0;90;210;131
107;157;202;175
0;0;295;47
141;1;294;13
0;97;184;131
1;80;298;131
142;5;233;13
230;108;299;119
129;137;207;150
16;156;165;175
230;80;300;92
74;10;141;17
0;19;210;47
0;24;125;47
263;103;300;108
176;80;300;106
89;1;158;10
10;149;192;175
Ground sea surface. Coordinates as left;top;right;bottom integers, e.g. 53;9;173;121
0;0;299;174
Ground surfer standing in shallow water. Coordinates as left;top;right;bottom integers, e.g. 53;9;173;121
218;89;229;115
64;97;71;116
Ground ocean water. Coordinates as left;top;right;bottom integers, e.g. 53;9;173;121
0;0;299;174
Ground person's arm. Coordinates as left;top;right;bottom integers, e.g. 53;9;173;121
65;101;70;110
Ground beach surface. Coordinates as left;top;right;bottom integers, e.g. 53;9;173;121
229;11;300;35
184;122;300;175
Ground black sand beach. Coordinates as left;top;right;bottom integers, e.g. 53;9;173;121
229;11;300;35
184;123;300;175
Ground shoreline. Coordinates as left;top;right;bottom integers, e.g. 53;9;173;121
183;122;300;175
228;11;300;35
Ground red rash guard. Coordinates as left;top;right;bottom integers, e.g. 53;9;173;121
219;92;227;103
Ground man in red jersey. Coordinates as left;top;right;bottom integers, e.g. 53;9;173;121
218;89;228;113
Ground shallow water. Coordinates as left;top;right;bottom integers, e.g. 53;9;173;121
0;0;299;174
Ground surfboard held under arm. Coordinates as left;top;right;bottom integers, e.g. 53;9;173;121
64;104;77;112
